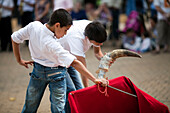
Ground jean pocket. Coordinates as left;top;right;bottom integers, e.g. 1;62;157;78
29;72;42;80
48;71;66;82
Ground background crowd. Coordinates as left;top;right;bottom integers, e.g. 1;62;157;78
0;0;170;54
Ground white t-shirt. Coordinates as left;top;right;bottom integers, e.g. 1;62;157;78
0;0;14;18
11;21;76;68
154;0;170;20
139;38;151;51
58;20;92;58
17;0;35;12
53;0;73;11
101;0;122;9
124;37;141;51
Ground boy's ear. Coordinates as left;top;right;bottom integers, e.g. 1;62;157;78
55;23;60;28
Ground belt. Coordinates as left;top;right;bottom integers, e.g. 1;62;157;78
34;62;64;69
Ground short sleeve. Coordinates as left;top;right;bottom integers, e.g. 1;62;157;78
30;0;36;4
154;0;160;6
25;0;35;4
10;0;14;7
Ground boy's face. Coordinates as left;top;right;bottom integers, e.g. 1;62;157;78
54;23;71;39
89;40;103;47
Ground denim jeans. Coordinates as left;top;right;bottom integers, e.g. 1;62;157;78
21;62;67;113
65;66;84;113
126;0;136;16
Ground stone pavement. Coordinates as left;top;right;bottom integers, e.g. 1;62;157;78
0;42;170;113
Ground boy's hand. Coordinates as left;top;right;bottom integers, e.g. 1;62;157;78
95;78;109;87
18;59;34;68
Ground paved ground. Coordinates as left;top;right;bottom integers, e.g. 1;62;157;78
0;41;170;113
0;18;170;112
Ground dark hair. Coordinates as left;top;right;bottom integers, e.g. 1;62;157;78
84;21;107;43
143;31;149;37
47;9;73;27
150;16;157;23
126;28;135;33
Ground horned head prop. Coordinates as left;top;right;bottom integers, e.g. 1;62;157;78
96;49;142;79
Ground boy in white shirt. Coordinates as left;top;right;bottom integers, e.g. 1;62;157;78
11;9;108;113
58;20;107;112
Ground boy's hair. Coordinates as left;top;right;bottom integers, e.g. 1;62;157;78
84;21;107;43
47;9;73;27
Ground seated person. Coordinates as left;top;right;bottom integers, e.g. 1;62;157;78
122;30;151;53
138;32;151;53
121;28;136;49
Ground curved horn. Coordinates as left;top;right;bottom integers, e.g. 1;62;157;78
108;49;142;60
96;49;142;78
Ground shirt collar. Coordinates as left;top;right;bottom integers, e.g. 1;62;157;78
43;24;55;37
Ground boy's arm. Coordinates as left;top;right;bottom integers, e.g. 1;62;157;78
11;38;34;68
76;56;89;87
71;59;108;87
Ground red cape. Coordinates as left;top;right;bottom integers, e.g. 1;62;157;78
68;76;169;113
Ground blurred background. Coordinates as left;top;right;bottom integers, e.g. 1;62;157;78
0;0;170;112
1;0;170;53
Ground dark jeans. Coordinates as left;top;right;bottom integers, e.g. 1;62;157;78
21;11;34;27
21;11;34;46
0;16;12;51
109;8;120;40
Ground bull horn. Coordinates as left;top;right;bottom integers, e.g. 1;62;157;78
96;49;142;78
109;49;142;59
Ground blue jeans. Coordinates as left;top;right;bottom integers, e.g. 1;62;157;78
126;0;136;16
21;62;67;113
65;66;84;113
